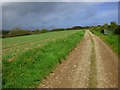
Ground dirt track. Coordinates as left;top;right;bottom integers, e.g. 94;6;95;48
38;30;118;88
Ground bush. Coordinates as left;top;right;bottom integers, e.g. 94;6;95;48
5;28;31;37
109;22;118;32
40;29;48;33
32;29;40;34
114;26;120;34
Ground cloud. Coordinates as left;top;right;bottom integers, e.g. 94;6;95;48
3;2;58;16
2;2;118;30
2;2;60;29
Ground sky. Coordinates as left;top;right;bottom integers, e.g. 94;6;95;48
2;1;118;30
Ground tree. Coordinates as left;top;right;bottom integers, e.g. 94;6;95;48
5;28;31;37
33;29;40;34
71;26;83;30
103;24;109;30
40;29;48;33
114;26;120;34
109;22;118;31
34;29;39;32
93;25;102;31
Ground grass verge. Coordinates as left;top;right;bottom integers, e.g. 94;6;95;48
89;35;97;88
2;30;85;88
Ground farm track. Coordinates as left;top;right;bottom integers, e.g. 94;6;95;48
38;30;118;88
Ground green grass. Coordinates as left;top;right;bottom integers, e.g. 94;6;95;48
91;30;119;55
2;30;81;63
2;30;85;88
89;37;97;88
3;30;80;49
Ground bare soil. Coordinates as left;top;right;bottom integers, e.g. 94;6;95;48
38;30;118;88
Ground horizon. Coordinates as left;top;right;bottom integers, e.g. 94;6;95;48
1;21;117;31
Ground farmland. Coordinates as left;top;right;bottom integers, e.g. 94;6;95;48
2;30;83;61
2;2;119;89
2;30;85;88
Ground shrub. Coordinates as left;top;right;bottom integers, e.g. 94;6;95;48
5;28;31;37
114;26;120;34
32;29;40;34
40;29;48;33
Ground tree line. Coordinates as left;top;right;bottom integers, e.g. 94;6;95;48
2;26;90;38
91;22;120;35
2;21;119;38
2;28;48;38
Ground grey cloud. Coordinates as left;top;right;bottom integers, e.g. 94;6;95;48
2;2;117;30
2;2;98;30
2;2;61;29
3;2;59;16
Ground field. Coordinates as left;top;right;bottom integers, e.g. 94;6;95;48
91;30;119;55
3;30;82;62
2;30;85;88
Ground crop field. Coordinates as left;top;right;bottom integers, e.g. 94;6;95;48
2;30;82;62
2;30;85;88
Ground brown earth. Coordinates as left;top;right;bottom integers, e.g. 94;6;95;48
38;30;118;88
